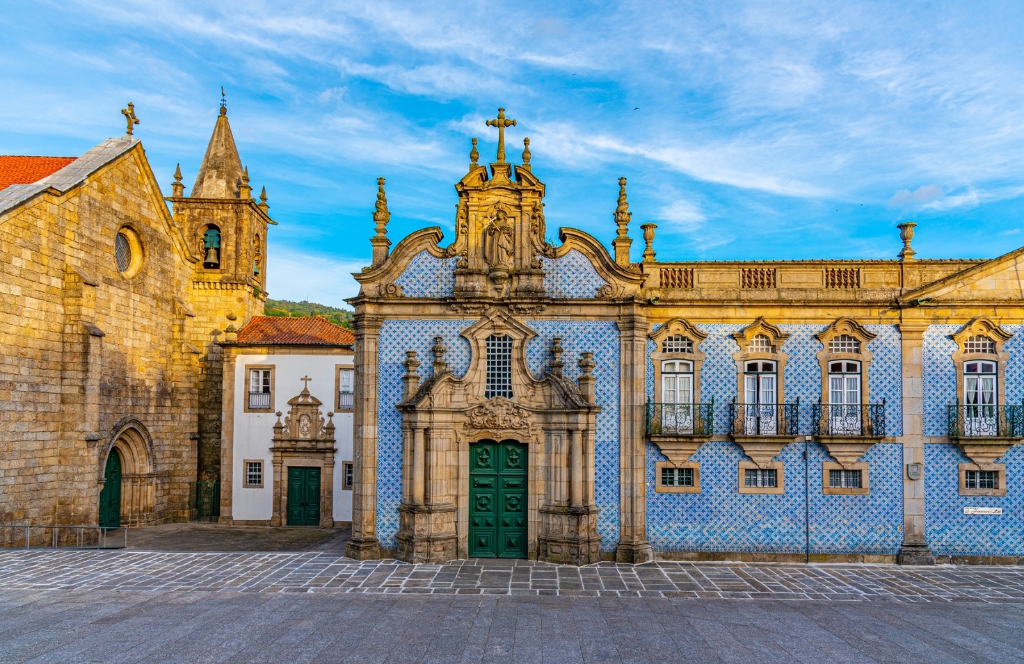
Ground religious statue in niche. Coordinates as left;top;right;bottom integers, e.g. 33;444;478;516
529;202;555;267
483;204;515;271
445;198;469;268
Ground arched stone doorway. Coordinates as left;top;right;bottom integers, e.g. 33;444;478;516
99;420;158;527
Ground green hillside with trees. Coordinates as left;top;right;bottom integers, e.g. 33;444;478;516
264;299;353;329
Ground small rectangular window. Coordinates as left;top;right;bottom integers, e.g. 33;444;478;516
342;462;354;490
744;468;777;488
661;467;693;487
244;461;263;488
965;470;998;490
247;368;273;411
829;469;863;489
337;368;354;410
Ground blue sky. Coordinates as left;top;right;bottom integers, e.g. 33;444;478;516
3;1;1024;308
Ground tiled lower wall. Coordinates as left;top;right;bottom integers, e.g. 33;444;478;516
646;441;903;555
925;444;1024;557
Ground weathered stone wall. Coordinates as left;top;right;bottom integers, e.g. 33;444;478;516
0;145;201;526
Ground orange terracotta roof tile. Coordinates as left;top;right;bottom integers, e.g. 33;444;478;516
235;316;354;346
0;156;77;191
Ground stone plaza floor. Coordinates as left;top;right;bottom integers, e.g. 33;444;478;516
2;551;1024;662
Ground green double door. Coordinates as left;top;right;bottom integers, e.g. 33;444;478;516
287;467;321;526
469;440;527;558
98;451;121;529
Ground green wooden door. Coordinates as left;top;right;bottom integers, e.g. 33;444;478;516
286;467;321;526
98;451;121;529
469;440;527;558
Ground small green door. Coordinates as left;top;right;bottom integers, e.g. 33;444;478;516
98;450;122;529
469;440;527;558
287;467;321;526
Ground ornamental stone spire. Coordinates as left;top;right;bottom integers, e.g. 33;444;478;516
612;177;633;266
191;102;245;199
370;177;391;266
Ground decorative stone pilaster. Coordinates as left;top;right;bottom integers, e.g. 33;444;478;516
897;320;935;565
346;313;383;560
615;312;654;563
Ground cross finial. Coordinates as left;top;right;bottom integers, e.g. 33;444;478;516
221;86;227;109
300;375;312;390
121;102;140;136
485;108;517;163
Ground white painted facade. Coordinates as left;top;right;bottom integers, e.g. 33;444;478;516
231;352;354;523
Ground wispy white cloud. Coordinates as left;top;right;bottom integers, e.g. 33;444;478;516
266;249;366;307
657;199;707;232
889;184;943;208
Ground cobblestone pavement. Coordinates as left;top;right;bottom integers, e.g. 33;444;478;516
119;523;351;552
2;587;1023;663
3;550;1024;602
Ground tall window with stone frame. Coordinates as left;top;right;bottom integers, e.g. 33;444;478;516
249;368;272;410
485;334;514;399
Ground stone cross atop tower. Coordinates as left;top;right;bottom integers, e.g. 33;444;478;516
486;108;517;163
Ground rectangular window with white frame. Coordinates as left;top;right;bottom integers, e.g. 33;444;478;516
246;365;274;412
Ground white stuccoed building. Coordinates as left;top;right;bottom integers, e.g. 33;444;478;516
219;315;354;527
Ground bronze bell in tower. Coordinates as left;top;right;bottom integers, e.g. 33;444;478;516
203;246;219;268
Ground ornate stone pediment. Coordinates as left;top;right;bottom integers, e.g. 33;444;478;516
272;377;335;450
465;398;530;430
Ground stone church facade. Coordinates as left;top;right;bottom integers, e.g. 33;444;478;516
0;103;270;528
348;110;1024;565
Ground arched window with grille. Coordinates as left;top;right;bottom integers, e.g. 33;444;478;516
661;335;693;353
747;334;775;353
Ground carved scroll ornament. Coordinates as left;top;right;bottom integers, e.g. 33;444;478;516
466;398;530;430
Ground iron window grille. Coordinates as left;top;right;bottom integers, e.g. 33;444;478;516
245;461;263;487
747;334;775;353
965;470;998;490
828;335;861;353
828;469;862;489
813;401;886;437
661;467;693;487
647;401;715;436
963;335;996;354
115;232;132;273
744;468;777;488
248;369;272;410
485;334;514;399
661;335;694;353
343;462;354;490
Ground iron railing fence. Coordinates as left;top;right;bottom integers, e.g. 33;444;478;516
812;402;887;437
728;400;800;436
0;525;126;549
337;391;354;409
646;401;715;436
947;403;1024;438
189;481;221;522
248;391;272;410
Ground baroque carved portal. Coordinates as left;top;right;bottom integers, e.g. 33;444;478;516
393;309;602;565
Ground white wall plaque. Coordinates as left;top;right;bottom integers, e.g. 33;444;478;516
963;507;1002;515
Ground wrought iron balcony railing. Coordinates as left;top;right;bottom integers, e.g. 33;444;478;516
947;403;1024;439
812;402;886;438
338;391;354;409
728;400;800;437
646;402;715;436
248;391;272;410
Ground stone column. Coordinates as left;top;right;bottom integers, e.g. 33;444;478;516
322;456;336;528
346;314;383;560
270;454;284;527
616;313;653;563
411;427;426;506
897;321;935;564
570;429;584;508
218;349;237;523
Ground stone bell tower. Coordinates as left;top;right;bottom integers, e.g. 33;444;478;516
166;96;276;480
441;109;554;299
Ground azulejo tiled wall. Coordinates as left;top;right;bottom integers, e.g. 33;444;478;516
925;444;1024;557
525;320;621;551
646;441;903;555
1005;325;1024;404
645;323;902;437
376;320;473;549
923;325;958;436
539;250;607;298
395;251;457;298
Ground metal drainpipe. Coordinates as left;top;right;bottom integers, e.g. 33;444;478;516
804;435;811;564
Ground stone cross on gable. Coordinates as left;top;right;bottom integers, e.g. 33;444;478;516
486;108;517;163
121;102;140;136
301;375;312;390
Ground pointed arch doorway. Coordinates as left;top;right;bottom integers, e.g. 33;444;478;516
469;440;527;558
99;450;122;529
